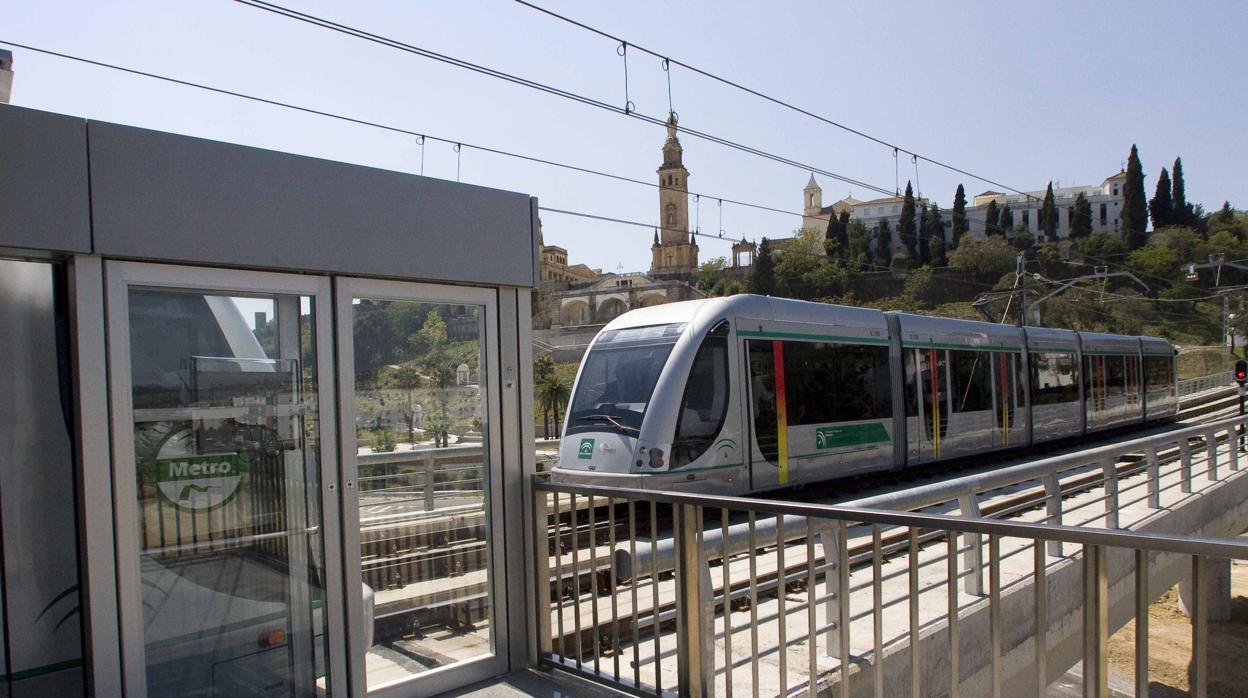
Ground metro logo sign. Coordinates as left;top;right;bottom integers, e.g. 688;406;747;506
148;452;249;511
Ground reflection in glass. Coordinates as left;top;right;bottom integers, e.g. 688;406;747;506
350;299;491;691
128;289;328;695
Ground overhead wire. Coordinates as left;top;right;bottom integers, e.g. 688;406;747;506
232;0;900;198
510;0;1040;202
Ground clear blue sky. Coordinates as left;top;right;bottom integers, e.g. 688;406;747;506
6;1;1246;273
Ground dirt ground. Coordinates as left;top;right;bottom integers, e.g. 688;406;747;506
1106;559;1248;697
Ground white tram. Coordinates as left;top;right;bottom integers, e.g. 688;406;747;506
551;295;1179;494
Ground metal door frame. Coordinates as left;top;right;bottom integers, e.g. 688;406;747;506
333;277;508;696
103;260;347;696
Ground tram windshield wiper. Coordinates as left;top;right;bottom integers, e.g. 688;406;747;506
577;413;639;435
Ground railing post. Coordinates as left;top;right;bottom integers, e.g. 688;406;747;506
1043;474;1063;557
1178;438;1193;494
1232;423;1242;471
1205;428;1220;482
958;493;984;596
1146;448;1161;509
531;485;551;663
423;454;436;511
1082;544;1107;698
821;524;841;659
673;503;707;697
1191;555;1209;698
1100;458;1119;529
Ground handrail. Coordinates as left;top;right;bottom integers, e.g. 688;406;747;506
536;479;1248;561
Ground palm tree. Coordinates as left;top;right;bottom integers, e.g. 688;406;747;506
534;354;556;438
537;372;571;436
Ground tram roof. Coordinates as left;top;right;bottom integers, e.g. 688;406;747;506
600;295;889;337
890;312;1024;352
1023;326;1078;352
1078;331;1145;355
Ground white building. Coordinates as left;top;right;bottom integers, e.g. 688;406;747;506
0;49;13;105
802;169;1130;252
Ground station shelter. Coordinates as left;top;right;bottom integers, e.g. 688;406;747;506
0;103;541;696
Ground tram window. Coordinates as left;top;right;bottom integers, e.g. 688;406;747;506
1105;356;1126;397
1030;351;1078;405
1144;356;1172;393
672;322;730;468
904;349;919;417
950;350;993;413
1083;355;1099;401
782;341;891;425
747;341;779;463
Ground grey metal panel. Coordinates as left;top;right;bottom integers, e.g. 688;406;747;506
0;105;91;254
88;119;536;287
1078;331;1141;354
1023;326;1078;352
891;311;1024;348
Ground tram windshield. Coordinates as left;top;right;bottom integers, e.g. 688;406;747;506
565;323;686;437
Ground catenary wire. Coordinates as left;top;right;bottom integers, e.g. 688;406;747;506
511;0;1040;202
232;0;900;198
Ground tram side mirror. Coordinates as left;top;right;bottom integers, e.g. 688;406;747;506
1235;359;1247;385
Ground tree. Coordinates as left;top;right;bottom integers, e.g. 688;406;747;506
917;203;931;265
824;211;850;257
951;184;969;244
534;354;556;438
1071;192;1093;239
774;228;847;300
1149;167;1174;230
898;181;918;258
845;218;870;270
417;311;456;416
1012;226;1034;251
536;372;570;442
874;219;892;266
926;203;945;266
948;235;1016;281
984;199;1000;238
1172;157;1193;227
1122;144;1148;248
997;203;1012;239
694;256;727;294
750;238;775;295
1040;182;1057;240
1217;201;1234;225
1078;231;1129;261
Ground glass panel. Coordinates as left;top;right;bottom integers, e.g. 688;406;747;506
349;299;490;691
128;288;329;695
950;350;992;413
671;322;729;468
747;340;779;463
917;349;950;440
1031;351;1079;405
565;323;684;437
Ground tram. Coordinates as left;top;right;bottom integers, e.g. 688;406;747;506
551;295;1178;494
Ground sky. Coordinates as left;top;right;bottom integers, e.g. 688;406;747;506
5;1;1247;274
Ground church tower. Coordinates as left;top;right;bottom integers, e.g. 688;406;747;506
651;112;698;278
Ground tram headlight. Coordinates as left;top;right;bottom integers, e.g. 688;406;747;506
648;448;666;469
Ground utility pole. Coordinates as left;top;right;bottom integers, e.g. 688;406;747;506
1016;251;1027;327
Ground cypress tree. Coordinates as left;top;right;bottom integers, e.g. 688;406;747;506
838;210;851;251
898;181;917;258
951;184;969;244
917;203;931;264
1218;201;1234;225
997;203;1012;239
875;219;892;265
1149;167;1174;230
1071;192;1093;239
750;238;775;295
1172;157;1193;227
1041;182;1058;240
983;199;1000;239
927;204;946;265
1122;144;1148;248
824;214;842;256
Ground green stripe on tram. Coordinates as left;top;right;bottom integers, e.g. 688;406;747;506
737;330;889;345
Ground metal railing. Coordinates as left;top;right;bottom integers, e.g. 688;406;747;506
1178;370;1233;397
531;415;1248;697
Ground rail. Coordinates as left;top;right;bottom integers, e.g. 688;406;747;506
531;414;1248;697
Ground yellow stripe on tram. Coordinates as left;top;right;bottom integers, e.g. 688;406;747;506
773;340;789;484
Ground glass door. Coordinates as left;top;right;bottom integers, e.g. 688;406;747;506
105;262;345;696
335;278;506;695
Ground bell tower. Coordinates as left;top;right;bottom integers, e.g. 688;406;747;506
651;112;698;278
